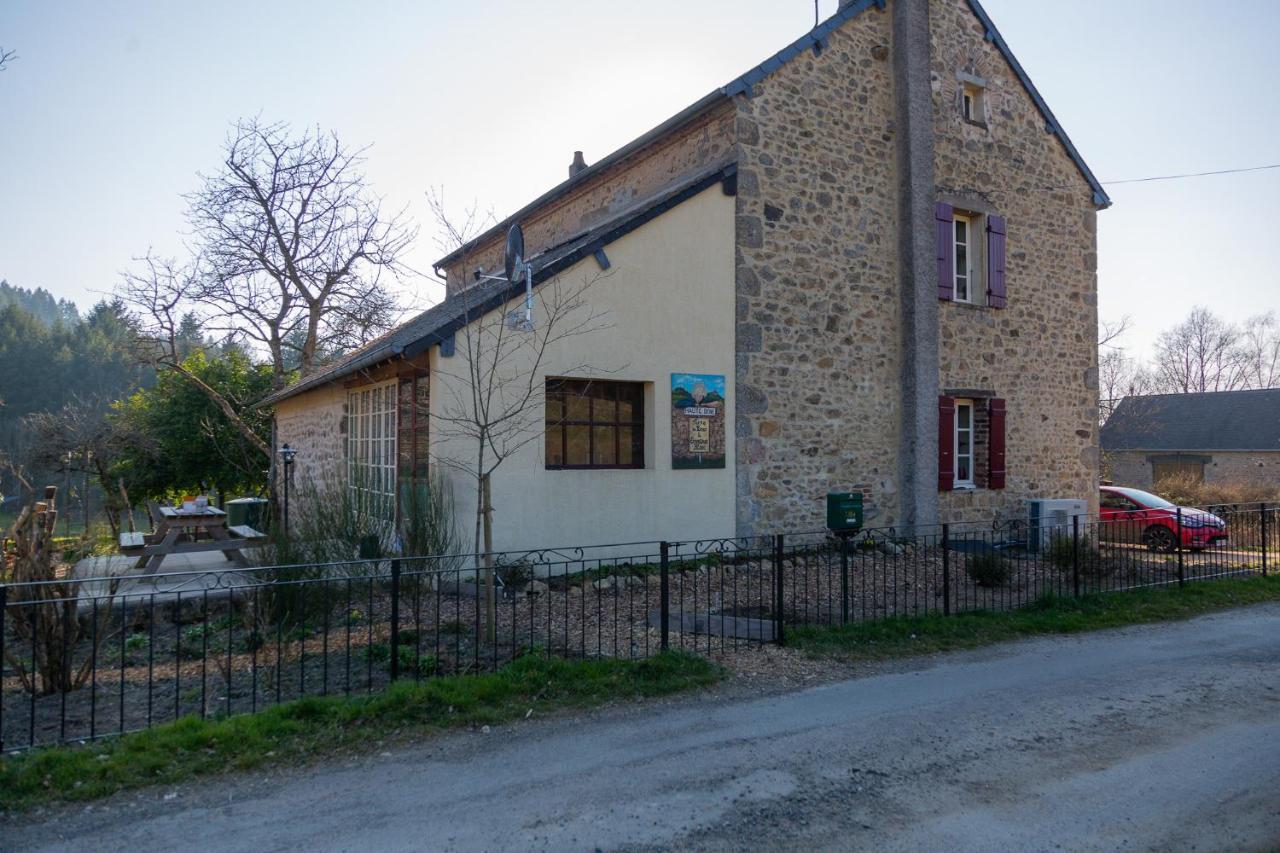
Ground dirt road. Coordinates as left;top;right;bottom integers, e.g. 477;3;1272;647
8;605;1280;852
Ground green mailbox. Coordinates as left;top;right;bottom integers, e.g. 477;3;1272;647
826;491;864;532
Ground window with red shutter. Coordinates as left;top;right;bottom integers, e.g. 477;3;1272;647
988;398;1007;489
987;215;1007;309
938;395;955;491
935;202;954;301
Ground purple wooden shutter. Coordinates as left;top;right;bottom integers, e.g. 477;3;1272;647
938;395;955;491
987;215;1007;309
988;398;1007;490
936;203;954;301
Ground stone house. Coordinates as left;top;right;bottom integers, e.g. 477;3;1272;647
262;0;1107;552
1102;390;1280;490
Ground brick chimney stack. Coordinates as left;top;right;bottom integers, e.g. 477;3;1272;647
569;151;587;178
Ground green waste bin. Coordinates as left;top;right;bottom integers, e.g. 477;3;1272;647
226;497;268;530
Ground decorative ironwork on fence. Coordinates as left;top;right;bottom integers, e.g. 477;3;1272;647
2;502;1275;752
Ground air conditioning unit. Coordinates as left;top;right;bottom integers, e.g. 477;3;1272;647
1026;498;1088;553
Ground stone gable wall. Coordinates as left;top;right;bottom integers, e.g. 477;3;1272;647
733;5;903;533
443;105;736;295
930;0;1100;520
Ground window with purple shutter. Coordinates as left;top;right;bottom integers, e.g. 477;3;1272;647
988;398;1007;489
986;215;1007;309
935;202;954;301
938;395;955;491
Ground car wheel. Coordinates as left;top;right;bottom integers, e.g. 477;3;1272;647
1143;525;1177;553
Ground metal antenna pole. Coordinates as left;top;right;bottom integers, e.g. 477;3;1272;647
524;262;533;329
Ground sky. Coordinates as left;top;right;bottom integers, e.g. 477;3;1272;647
1;0;1278;360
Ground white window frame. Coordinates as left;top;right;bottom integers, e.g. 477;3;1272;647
347;380;398;521
953;215;976;303
954;399;975;488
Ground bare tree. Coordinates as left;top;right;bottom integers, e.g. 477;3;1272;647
427;192;613;637
120;119;416;396
0;47;16;73
1097;314;1155;423
120;255;271;457
1098;315;1131;350
187;118;416;383
22;395;129;537
1151;306;1248;394
1240;312;1280;390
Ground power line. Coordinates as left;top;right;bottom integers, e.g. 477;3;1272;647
1101;163;1280;186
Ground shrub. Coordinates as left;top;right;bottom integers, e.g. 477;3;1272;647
1044;533;1111;576
495;559;535;587
964;552;1011;588
364;641;437;676
1153;471;1280;508
124;632;148;654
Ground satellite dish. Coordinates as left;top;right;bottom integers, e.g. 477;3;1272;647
504;224;525;285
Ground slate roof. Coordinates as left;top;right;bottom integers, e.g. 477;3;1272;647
1101;390;1280;452
435;0;1109;270
259;162;736;407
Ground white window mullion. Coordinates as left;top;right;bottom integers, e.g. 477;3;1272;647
346;381;398;522
954;400;974;488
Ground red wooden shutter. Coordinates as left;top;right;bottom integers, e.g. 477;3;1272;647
936;203;954;301
987;214;1007;308
988;398;1007;490
938;395;955;491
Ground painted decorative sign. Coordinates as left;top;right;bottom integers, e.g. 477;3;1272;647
671;373;726;470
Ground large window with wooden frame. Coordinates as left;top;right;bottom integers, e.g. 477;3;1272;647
347;381;397;519
545;379;644;470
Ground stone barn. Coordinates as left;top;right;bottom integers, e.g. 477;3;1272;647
1102;390;1280;491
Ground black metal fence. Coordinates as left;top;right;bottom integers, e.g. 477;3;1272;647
2;502;1275;752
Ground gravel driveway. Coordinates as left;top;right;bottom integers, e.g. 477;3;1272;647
8;604;1280;852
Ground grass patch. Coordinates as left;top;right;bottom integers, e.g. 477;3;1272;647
790;574;1280;661
0;651;720;813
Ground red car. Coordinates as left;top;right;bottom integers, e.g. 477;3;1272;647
1099;486;1228;552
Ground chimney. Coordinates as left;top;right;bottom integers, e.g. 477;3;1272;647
569;151;587;178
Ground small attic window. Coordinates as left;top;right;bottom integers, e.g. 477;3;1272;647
957;73;988;127
962;83;985;125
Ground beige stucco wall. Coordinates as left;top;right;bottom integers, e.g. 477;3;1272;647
931;0;1100;521
431;184;738;552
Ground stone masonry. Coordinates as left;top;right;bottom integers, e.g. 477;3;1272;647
733;5;904;532
931;0;1100;521
734;0;1100;534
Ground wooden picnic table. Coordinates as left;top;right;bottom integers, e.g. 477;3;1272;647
128;505;264;573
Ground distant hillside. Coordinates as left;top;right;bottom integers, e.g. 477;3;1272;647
0;280;80;327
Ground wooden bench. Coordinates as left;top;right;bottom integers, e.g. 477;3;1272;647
119;531;147;552
228;525;266;541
